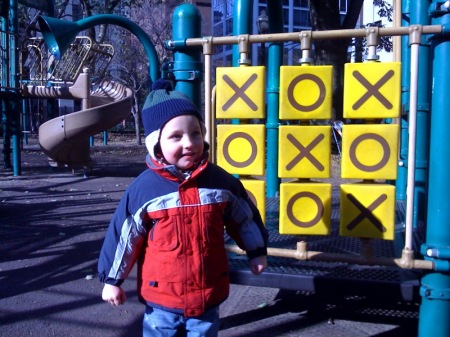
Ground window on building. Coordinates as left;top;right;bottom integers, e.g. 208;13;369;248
299;0;309;8
293;8;310;27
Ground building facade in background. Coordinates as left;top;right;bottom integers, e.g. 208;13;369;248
211;0;356;68
210;1;394;67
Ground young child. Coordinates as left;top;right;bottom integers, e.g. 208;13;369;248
98;79;268;337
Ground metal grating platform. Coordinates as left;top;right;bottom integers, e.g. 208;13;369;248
227;196;424;302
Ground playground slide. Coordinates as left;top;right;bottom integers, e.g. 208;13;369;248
35;81;133;168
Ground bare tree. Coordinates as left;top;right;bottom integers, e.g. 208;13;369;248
106;0;182;144
107;65;145;143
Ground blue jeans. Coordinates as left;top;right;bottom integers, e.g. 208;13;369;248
142;305;220;337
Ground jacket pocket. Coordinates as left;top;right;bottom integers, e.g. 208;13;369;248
202;210;225;248
148;217;179;251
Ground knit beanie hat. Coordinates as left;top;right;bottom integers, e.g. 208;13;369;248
142;79;203;137
142;79;204;159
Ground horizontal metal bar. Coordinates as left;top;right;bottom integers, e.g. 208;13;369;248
169;25;443;48
225;243;435;271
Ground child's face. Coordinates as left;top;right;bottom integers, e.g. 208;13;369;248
159;114;204;170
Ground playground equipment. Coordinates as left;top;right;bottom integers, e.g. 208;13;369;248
19;36;133;169
1;17;133;171
25;73;133;169
31;13;160;170
165;2;450;336
2;1;450;336
1;5;160;172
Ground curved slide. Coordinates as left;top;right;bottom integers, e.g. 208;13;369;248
33;81;133;168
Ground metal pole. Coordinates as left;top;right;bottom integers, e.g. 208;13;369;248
225;243;436;270
396;0;411;201
230;0;252;128
393;0;402;62
232;0;252;67
22;99;28;145
229;0;283;197
265;0;283;198
171;4;202;108
201;37;213;156
9;0;20;176
410;1;431;230
177;26;442;48
418;1;450;336
404;33;419;251
1;12;12;169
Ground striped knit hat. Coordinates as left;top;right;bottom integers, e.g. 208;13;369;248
142;79;204;159
142;79;202;137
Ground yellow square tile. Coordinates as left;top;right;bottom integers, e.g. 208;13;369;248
216;124;265;176
279;182;332;235
343;62;401;119
340;183;396;240
216;66;266;119
341;124;399;180
278;125;331;178
279;65;333;120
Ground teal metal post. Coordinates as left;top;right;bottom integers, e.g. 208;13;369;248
232;0;252;67
396;0;410;201
264;0;283;198
232;0;283;197
410;0;431;228
8;0;21;176
1;11;12;169
231;0;252;128
171;4;202;108
418;3;450;336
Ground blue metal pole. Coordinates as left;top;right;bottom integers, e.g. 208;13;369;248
396;0;410;201
232;0;252;67
410;0;431;229
418;3;450;336
9;0;21;176
264;0;283;198
1;12;12;169
232;0;283;197
171;4;202;108
231;0;252;127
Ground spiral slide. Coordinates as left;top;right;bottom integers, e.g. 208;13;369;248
24;80;133;169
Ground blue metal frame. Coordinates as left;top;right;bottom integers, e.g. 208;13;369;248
418;2;450;335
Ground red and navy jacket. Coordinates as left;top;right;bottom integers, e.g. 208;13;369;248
98;155;268;317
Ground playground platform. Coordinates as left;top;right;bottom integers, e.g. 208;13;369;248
0;136;419;336
227;195;424;303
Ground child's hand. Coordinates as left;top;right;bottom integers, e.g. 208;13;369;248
102;283;127;306
249;255;268;275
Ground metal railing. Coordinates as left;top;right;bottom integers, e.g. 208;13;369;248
19;36;114;86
